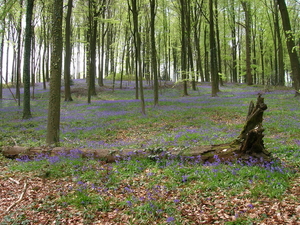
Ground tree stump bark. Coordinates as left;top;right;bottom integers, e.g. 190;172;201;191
236;94;270;157
1;95;272;163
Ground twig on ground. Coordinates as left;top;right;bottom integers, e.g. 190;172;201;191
63;137;78;144
8;177;20;185
6;180;28;212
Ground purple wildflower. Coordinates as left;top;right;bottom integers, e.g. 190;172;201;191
166;217;175;223
16;155;31;162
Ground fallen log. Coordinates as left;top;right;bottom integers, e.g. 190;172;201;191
1;95;272;163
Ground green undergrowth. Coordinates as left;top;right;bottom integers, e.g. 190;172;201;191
7;149;297;224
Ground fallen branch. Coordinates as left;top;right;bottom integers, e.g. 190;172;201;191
8;177;20;185
10;137;18;146
6;180;28;212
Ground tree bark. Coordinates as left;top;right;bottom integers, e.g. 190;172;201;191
274;0;285;86
22;0;34;119
241;1;253;86
0;24;4;99
130;0;146;115
209;0;218;97
180;0;188;96
64;0;73;102
46;0;63;145
16;0;23;106
277;0;300;95
150;0;159;107
229;0;238;83
87;0;98;103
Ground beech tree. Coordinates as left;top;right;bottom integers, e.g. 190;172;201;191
22;0;34;119
150;0;159;107
0;28;3;99
46;0;63;145
129;0;146;114
209;0;218;96
64;0;73;102
277;0;300;95
241;1;253;85
0;4;5;99
179;0;188;96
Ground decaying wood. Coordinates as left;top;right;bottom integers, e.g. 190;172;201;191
1;95;272;163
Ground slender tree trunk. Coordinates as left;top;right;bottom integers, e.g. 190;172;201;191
252;32;257;84
180;0;188;96
22;0;34;119
98;21;106;87
105;24;111;79
215;0;222;87
76;28;81;79
172;41;178;80
64;0;73;102
241;1;253;85
0;23;5;99
46;0;63;145
230;0;238;83
88;1;98;102
31;27;35;89
120;29;129;89
277;0;300;94
5;27;9;85
16;0;23;106
193;3;204;83
210;0;218;97
150;0;159;107
186;0;196;91
204;25;209;82
274;1;285;86
130;0;146;114
42;27;47;89
259;33;265;85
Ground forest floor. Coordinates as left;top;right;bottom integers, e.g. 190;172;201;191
0;80;299;224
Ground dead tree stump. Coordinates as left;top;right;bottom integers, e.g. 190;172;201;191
236;94;270;158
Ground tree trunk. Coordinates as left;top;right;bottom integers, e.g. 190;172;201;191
241;1;253;86
46;0;63;145
186;0;196;91
88;0;98;101
277;0;300;95
180;0;188;96
16;0;23;106
0;25;4;99
64;0;73;102
204;25;209;82
193;7;204;83
274;1;285;86
22;0;34;120
130;0;146;115
259;32;265;85
150;0;159;107
210;0;218;97
214;0;222;87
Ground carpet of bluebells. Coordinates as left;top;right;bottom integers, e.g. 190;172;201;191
0;80;299;224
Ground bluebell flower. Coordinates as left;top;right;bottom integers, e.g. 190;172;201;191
16;155;31;162
166;216;175;223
